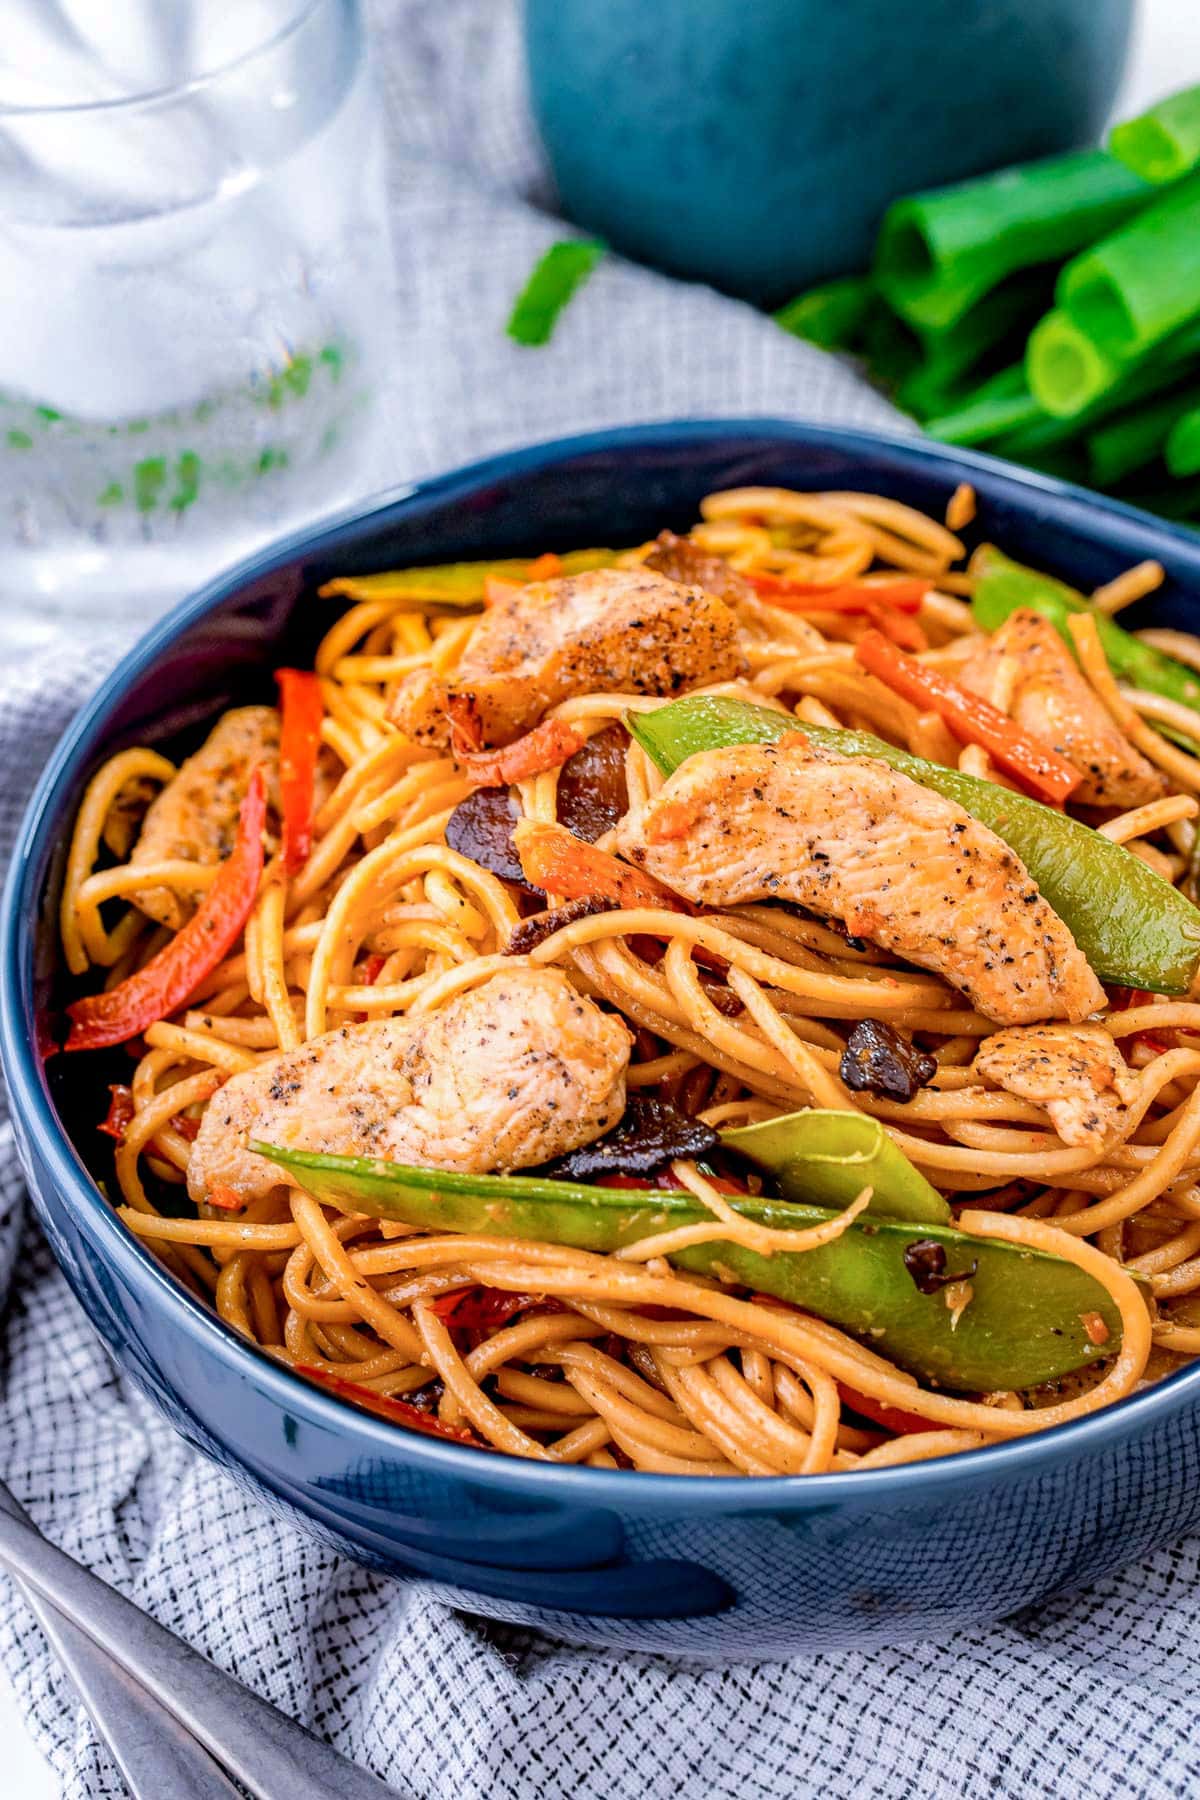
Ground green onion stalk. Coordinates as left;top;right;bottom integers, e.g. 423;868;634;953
1111;83;1200;185
874;149;1151;333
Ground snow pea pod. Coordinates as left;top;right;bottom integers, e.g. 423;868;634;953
720;1109;949;1226
628;694;1200;994
253;1144;1119;1392
971;543;1200;746
317;547;615;607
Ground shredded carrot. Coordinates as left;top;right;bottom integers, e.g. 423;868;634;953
748;575;928;613
854;630;1081;805
641;795;699;844
524;552;563;580
513;818;685;910
459;717;587;787
1081;1311;1111;1347
206;1185;246;1213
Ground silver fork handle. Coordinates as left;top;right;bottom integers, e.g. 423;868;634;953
0;1493;403;1800
0;1480;244;1800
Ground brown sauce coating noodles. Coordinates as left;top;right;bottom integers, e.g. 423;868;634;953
61;484;1200;1475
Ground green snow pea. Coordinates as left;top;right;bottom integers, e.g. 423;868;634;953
254;1145;1120;1392
628;694;1200;995
317;547;616;607
720;1109;949;1225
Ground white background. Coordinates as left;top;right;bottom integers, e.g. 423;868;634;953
3;1;1199;1793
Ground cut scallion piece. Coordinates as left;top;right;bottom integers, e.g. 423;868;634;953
924;366;1042;446
1058;172;1200;360
774;275;874;350
506;238;606;347
1088;383;1200;486
875;149;1151;333
1111;84;1200;184
1166;406;1200;477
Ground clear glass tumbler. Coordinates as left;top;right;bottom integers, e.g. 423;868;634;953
0;0;394;599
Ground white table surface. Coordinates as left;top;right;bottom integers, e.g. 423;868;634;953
3;3;1199;1793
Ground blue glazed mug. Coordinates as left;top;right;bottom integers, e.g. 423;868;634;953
523;0;1134;304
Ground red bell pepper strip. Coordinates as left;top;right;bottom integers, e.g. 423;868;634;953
64;767;268;1052
513;819;686;911
431;1286;540;1331
459;717;588;788
296;1365;485;1446
749;575;928;613
597;1171;749;1195
98;1084;135;1143
835;1381;936;1435
854;629;1082;805
276;668;324;874
865;603;929;653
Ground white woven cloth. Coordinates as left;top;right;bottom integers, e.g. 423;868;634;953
4;5;1197;1797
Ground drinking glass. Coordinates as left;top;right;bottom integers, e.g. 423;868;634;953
0;0;394;600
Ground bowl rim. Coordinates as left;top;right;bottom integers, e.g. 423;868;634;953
6;413;1200;1514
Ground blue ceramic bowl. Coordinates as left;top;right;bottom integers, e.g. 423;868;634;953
523;0;1133;303
5;421;1200;1660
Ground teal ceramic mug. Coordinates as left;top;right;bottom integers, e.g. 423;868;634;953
523;0;1133;304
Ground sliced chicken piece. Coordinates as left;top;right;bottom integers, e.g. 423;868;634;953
389;567;744;749
130;706;338;929
131;707;281;930
975;1024;1139;1147
615;737;1105;1025
187;967;631;1207
643;531;756;605
959;609;1166;809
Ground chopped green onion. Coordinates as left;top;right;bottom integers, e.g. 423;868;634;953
1058;171;1200;360
1087;383;1200;486
506;239;606;346
875;149;1151;333
895;271;1052;419
1025;309;1123;417
1027;306;1200;420
773;275;874;349
1111;84;1200;184
923;366;1041;446
1166;405;1200;477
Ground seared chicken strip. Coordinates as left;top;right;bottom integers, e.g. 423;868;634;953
131;707;281;930
130;705;337;929
643;531;757;606
615;738;1105;1025
959;609;1166;809
975;1024;1139;1147
187;967;631;1206
389;567;744;749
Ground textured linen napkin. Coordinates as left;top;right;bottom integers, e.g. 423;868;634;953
3;5;1198;1798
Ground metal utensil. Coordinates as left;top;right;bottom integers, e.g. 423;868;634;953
0;1480;400;1800
0;1476;244;1799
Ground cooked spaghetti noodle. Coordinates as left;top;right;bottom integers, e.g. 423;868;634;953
57;483;1200;1476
